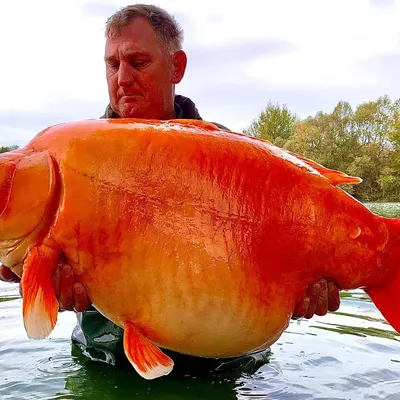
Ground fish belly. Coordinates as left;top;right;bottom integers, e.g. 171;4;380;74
77;251;292;358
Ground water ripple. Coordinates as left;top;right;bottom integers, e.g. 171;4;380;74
236;368;314;399
35;353;82;377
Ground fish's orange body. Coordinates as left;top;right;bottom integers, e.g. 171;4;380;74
1;118;399;379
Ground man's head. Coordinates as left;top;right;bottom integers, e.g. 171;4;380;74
104;4;187;120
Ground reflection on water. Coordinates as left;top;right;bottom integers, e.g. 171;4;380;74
2;286;400;399
0;296;19;303
312;322;400;340
1;203;400;399
364;202;400;218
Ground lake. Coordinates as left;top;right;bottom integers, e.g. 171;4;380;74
1;203;400;399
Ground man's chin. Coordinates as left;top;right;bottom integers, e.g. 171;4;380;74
117;104;146;119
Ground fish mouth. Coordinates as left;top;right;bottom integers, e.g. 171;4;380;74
0;236;25;251
0;239;25;277
0;232;32;255
0;232;35;275
0;211;57;277
0;151;61;275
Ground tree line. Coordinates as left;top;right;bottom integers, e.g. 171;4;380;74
244;95;400;202
0;145;18;154
2;95;399;201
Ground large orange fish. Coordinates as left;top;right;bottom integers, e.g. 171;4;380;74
0;118;399;379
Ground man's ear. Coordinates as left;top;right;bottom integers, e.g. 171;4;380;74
172;50;187;84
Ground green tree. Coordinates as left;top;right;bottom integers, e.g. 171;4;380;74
346;143;389;201
284;118;323;161
0;145;19;154
353;95;399;149
285;104;358;173
387;98;400;149
243;101;299;145
378;166;400;201
245;95;400;202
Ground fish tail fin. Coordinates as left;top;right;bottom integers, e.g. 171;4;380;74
365;272;400;332
365;217;400;333
21;245;59;340
123;322;174;379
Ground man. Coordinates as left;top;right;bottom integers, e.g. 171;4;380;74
0;4;340;371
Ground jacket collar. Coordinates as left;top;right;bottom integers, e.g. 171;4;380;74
101;95;202;120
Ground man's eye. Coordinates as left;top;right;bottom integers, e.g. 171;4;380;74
134;61;148;69
108;62;119;70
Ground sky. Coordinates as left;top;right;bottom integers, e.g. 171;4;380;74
1;0;399;147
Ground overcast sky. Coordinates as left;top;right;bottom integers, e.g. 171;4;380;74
1;0;399;147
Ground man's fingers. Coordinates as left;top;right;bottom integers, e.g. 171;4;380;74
2;257;91;314
51;265;61;300
0;265;21;283
315;279;328;316
59;264;74;311
303;282;319;319
73;283;91;312
293;296;310;319
328;281;340;312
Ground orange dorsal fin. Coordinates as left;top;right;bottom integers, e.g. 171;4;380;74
287;151;362;186
123;322;174;379
21;242;61;339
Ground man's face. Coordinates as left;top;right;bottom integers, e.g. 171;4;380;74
105;18;186;119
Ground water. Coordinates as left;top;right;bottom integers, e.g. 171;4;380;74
1;203;400;400
363;202;400;218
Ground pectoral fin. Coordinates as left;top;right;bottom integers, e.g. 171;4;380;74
21;242;60;339
123;322;174;379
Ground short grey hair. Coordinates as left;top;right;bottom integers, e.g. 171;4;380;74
105;4;184;53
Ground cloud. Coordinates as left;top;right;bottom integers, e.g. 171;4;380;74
184;80;399;134
370;0;395;8
181;39;295;95
81;1;118;17
0;98;106;147
359;53;400;90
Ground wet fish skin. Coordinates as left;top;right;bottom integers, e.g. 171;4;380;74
0;118;399;379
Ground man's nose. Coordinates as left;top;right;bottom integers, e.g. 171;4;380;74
118;61;135;87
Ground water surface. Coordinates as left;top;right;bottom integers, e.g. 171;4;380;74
1;203;400;399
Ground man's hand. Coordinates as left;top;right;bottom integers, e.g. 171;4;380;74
0;263;91;312
52;264;91;312
293;279;340;319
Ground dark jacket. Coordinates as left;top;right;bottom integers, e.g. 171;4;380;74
100;94;230;131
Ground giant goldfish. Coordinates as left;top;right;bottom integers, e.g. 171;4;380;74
0;118;399;380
